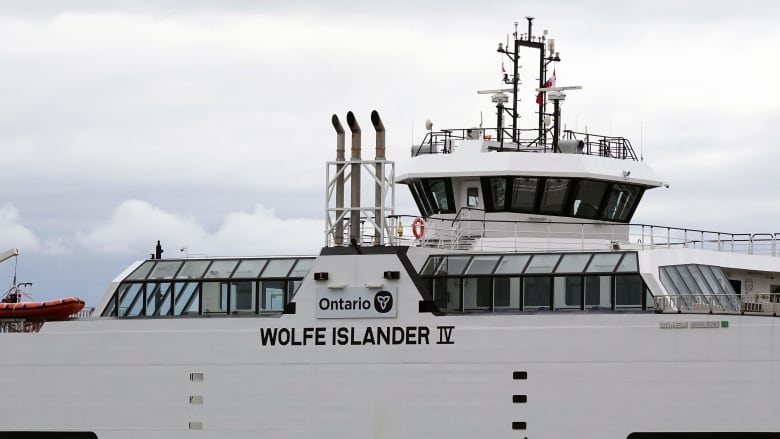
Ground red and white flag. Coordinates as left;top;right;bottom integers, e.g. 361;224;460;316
501;62;506;74
535;70;556;104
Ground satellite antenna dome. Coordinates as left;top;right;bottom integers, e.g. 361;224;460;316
425;119;433;131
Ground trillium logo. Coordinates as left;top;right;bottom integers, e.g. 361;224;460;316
374;291;393;313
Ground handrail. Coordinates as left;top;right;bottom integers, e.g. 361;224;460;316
384;215;780;257
655;293;780;316
451;206;486;226
412;127;638;160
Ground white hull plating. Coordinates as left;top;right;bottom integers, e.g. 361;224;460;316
1;251;779;438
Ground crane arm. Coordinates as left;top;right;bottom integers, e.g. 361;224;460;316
0;248;19;264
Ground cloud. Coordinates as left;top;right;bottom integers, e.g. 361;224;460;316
75;199;322;257
0;204;41;251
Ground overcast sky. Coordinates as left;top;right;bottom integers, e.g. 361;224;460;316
1;1;779;305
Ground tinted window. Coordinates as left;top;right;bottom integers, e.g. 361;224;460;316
572;180;608;219
524;277;552;308
467;187;479;208
539;178;570;213
427;178;450;211
603;183;642;221
409;179;433;217
489;177;507;210
511;177;538;211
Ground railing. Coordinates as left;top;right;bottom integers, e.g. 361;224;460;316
655;293;780;316
71;307;95;319
412;127;637;161
0;308;95;333
384;216;780;257
0;320;43;333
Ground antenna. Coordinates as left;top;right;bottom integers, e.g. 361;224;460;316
534;85;582;92
640;121;644;161
477;88;513;94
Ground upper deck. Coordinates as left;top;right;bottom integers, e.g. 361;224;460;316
412;128;638;161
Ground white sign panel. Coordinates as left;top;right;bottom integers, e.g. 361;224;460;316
316;287;397;319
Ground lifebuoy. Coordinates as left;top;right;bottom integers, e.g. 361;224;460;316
411;217;425;239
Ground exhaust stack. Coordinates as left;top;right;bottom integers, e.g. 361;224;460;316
371;110;385;244
331;114;345;246
346;111;361;244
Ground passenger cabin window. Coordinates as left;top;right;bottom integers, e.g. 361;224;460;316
102;257;314;318
420;252;648;313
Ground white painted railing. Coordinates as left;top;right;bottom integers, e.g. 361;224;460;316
384;217;780;257
654;293;780;316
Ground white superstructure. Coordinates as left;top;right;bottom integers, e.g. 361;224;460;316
2;19;780;439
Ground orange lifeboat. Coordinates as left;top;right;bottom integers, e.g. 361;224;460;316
0;297;85;321
0;289;85;321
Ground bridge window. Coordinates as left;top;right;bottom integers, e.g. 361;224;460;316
572;180;608;219
474;176;645;222
408;179;433;217
539;178;571;214
603;184;643;222
488;177;507;210
423;178;455;214
511;177;539;212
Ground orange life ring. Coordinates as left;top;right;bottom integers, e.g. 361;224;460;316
411;217;425;239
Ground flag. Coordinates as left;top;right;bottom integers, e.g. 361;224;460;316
501;62;506;73
535;70;556;105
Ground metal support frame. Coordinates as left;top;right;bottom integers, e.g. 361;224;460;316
325;159;396;247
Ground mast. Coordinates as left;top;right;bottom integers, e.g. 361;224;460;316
499;17;560;147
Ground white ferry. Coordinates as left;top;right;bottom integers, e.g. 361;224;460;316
2;19;780;439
